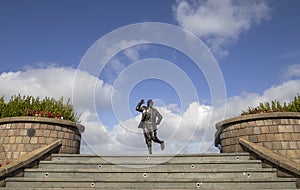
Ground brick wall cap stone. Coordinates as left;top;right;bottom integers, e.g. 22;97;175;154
216;112;300;130
0;117;84;134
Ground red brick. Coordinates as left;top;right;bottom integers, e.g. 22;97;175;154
290;141;297;149
46;138;55;144
294;126;300;133
253;127;261;134
17;144;24;151
17;123;25;129
64;133;70;139
272;119;281;125
30;137;38;144
22;137;30;143
12;152;20;159
245;127;252;135
58;132;64;138
2;130;8;136
257;134;266;142
256;120;264;126
35;130;43;137
234;145;243;152
288;119;296;125
278;125;293;133
281;142;289;149
269;126;278;133
50;131;58;138
11;123;18;129
9;137;16;143
55;126;62;131
237;129;244;136
48;125;55;130
272;142;282;149
274;134;283;141
266;134;275;141
38;137;46;144
43;130;50;137
261;126;270;134
20;129;27;136
24;123;32;129
13;129;20;136
6;152;12;159
249;135;258;143
248;121;256;127
281;119;289;124
283;133;292;141
8;130;14;136
10;144;17;151
15;137;23;143
264;120;273;125
291;133;300;140
40;124;48;129
33;123;40;129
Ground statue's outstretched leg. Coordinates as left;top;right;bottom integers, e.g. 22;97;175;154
144;131;152;154
160;141;165;150
151;130;165;151
148;146;152;154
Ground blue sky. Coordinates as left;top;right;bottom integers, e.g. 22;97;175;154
1;0;300;155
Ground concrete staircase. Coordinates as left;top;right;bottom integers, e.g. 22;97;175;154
2;153;298;189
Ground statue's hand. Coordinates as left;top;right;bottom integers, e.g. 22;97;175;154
140;99;145;104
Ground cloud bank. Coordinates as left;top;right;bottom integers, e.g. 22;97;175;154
173;0;271;57
1;66;299;154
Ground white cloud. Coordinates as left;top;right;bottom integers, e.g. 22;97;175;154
283;64;300;80
80;79;300;155
173;0;271;57
1;66;299;155
101;40;148;83
0;66;114;113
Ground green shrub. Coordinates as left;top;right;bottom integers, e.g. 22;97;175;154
0;94;79;122
242;94;300;115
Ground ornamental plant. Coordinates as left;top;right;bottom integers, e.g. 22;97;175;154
0;94;79;122
242;94;300;115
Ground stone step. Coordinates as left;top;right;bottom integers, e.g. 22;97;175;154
50;153;250;163
5;177;297;189
2;153;298;189
5;187;295;190
38;160;264;170
24;168;278;179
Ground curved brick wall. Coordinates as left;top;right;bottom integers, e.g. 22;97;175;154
0;117;85;161
215;112;300;163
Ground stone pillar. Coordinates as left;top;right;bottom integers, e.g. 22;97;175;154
0;117;85;161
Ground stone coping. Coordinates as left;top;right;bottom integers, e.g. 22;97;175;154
216;112;300;130
0;139;62;178
0;116;85;134
239;137;300;177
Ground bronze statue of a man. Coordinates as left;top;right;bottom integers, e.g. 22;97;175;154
136;99;165;154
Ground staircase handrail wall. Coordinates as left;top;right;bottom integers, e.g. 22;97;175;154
239;137;300;177
0;139;62;186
